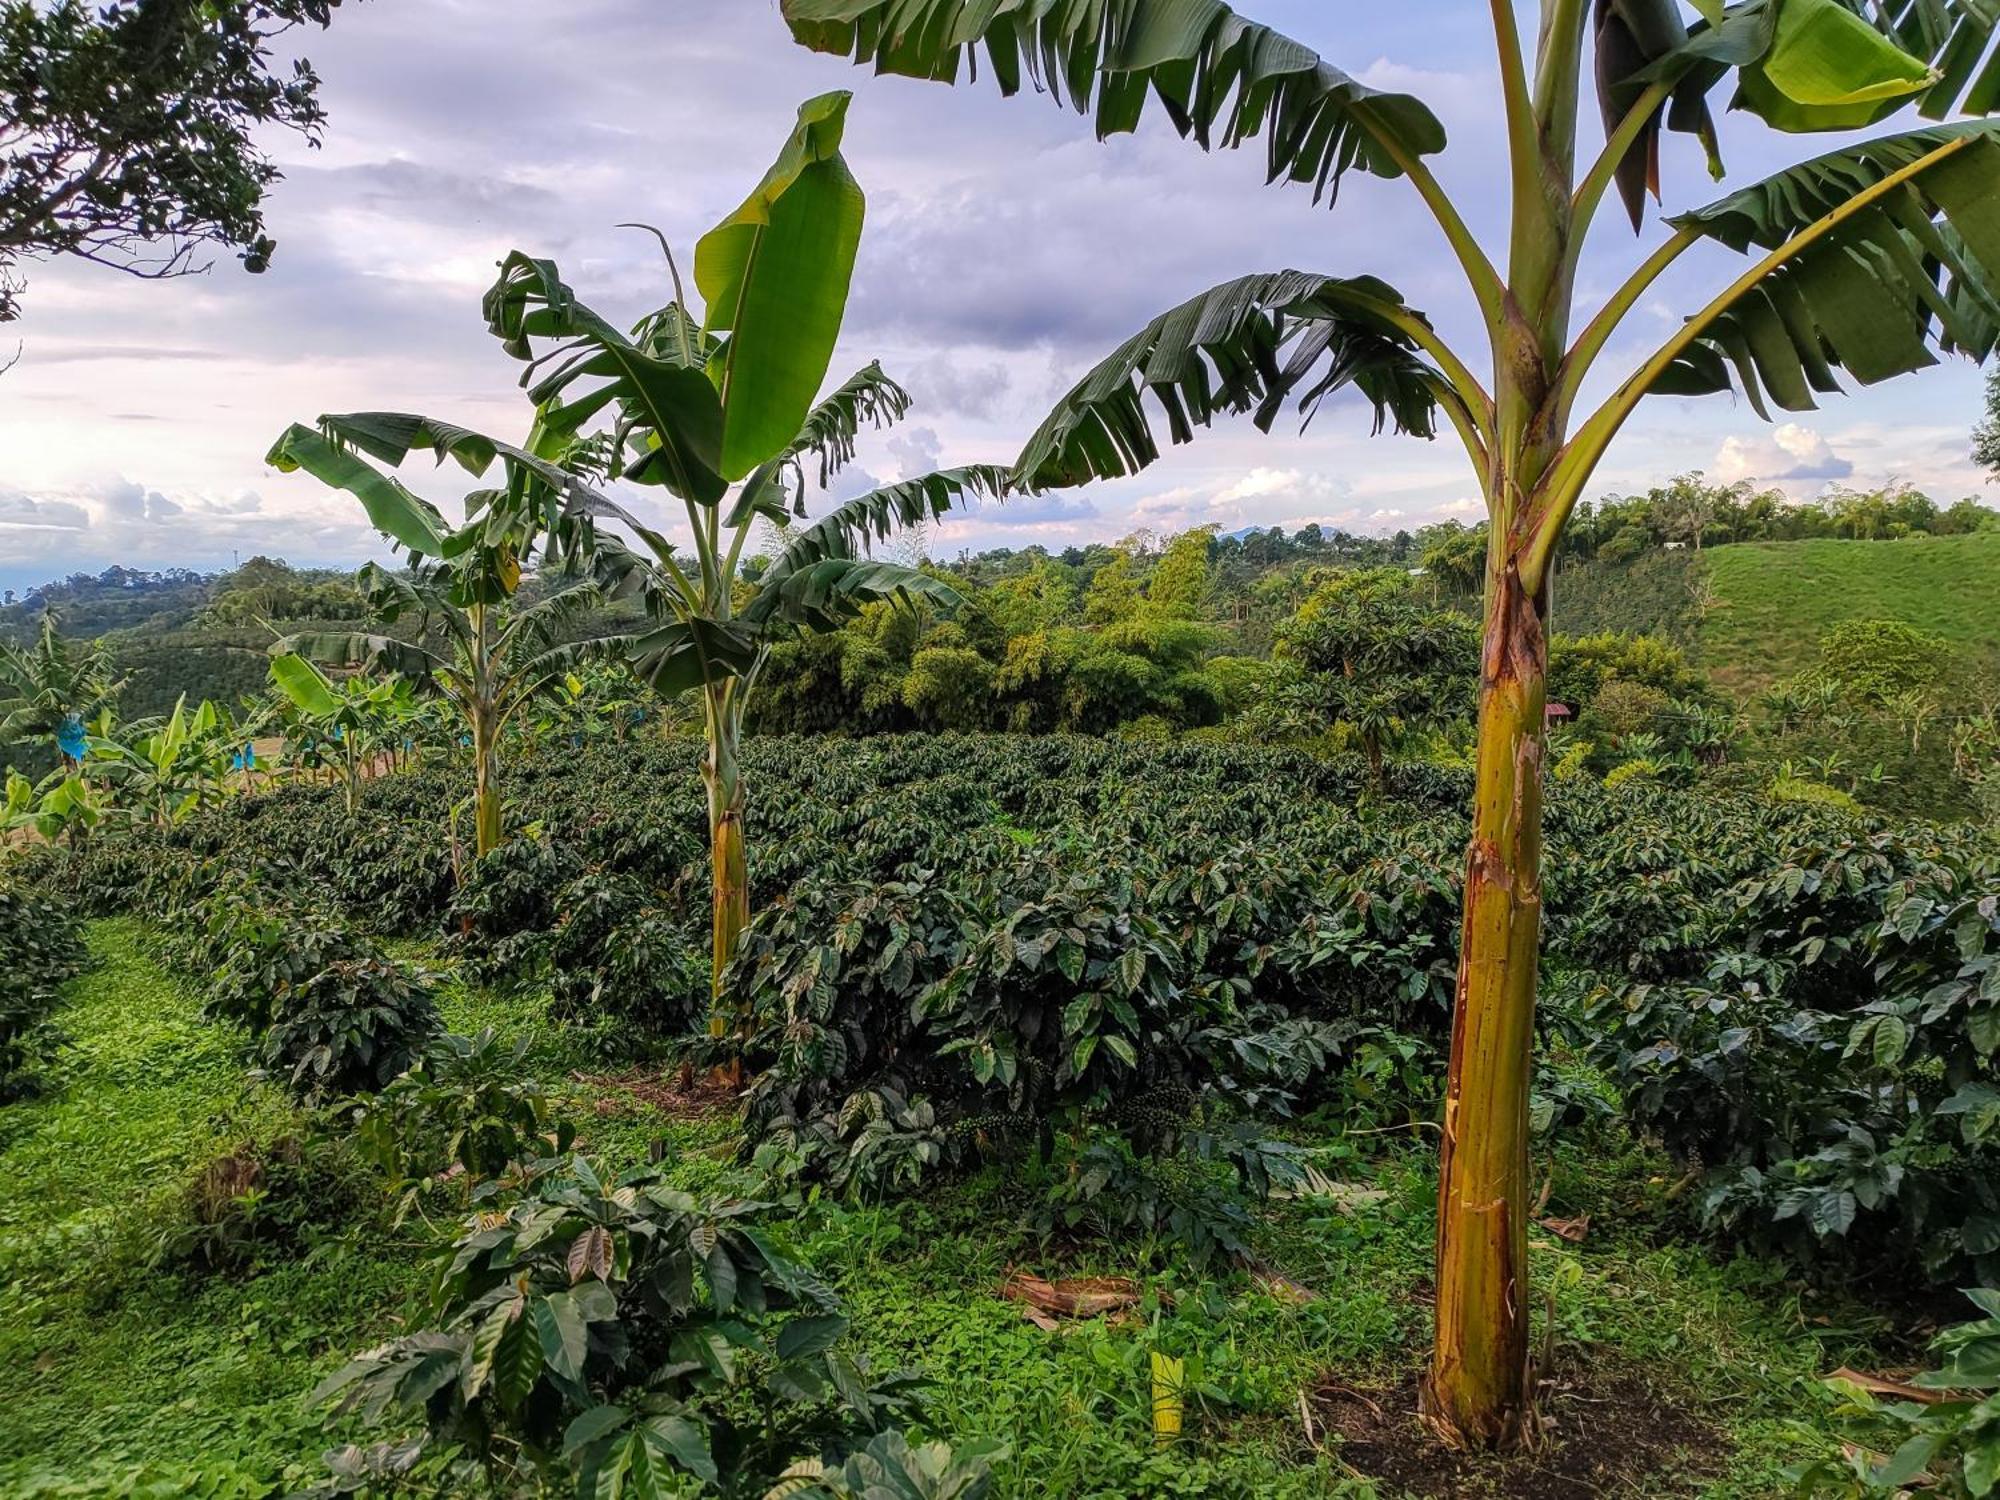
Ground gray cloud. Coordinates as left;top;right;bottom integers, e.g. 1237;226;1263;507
0;493;88;530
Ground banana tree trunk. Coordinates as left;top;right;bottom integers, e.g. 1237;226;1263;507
703;686;750;1037
1425;548;1550;1449
472;710;502;860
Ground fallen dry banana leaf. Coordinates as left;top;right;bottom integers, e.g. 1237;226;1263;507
1827;1367;1949;1405
1000;1268;1143;1320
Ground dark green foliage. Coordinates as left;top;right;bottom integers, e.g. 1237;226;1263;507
1548;550;1703;645
546;872;708;1046
1588;827;2000;1286
1251;568;1477;779
255;939;438;1101
313;1155;926;1496
0;878;87;1099
27;730;1999;1291
446;836;587;982
1027;1126;1302;1269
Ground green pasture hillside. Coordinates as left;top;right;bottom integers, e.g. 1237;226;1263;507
1698;532;2000;694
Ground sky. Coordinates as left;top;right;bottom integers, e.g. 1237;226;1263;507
0;0;1994;596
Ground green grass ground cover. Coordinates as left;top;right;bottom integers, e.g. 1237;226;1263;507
0;923;1897;1497
1700;533;2000;694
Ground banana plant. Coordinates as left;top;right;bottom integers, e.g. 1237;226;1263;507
784;0;2000;1449
93;694;261;828
0;611;122;770
3;763;109;844
266;411;614;857
481;91;1010;1024
267;651;421;816
272;558;608;857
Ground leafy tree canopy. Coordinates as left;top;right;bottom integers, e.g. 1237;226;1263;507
0;0;347;321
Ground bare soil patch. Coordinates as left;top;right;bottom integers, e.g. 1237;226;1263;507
1306;1355;1726;1499
574;1067;740;1122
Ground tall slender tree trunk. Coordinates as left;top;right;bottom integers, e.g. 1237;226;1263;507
468;605;503;861
472;710;502;859
1425;536;1551;1448
703;686;749;1038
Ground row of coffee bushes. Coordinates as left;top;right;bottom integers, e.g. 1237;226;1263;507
0;877;89;1101
14;733;2000;1287
1589;822;2000;1285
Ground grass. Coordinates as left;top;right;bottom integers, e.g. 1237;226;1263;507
0;922;1885;1497
1699;532;2000;694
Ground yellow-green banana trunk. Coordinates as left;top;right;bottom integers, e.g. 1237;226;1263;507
1425;552;1550;1448
472;712;502;860
703;690;749;1037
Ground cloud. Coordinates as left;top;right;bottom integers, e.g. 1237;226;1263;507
901;354;1012;421
886;426;943;481
1715;423;1855;484
0;493;88;530
948;491;1098;528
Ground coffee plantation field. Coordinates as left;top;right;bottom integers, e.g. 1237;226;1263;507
4;735;1996;1496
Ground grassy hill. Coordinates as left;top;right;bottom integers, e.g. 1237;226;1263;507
1698;532;2000;694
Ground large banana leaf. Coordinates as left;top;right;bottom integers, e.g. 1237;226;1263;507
484;253;729;505
267;652;343;719
782;0;1446;201
274;631;448;688
1658;122;2000;413
627;618;765;698
1010;271;1440;491
741;556;964;632
266;424;450;556
695;92;866;482
761;465;1012;591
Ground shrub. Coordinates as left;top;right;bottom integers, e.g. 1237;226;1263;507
152;1129;374;1277
0;880;88;1100
445;834;586;982
1589;830;2000;1286
545;872;707;1048
200;891;353;1032
349;1028;571;1193
313;1156;926;1496
257;939;440;1101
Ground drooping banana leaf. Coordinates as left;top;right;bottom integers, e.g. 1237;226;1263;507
1010;270;1441;491
784;360;913;488
760;466;1012;594
724;360;919;530
1656;121;2000;414
626;618;766;698
741;556;965;632
273;631;449;689
781;0;1446;202
266;424;450;556
697;91;867;483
